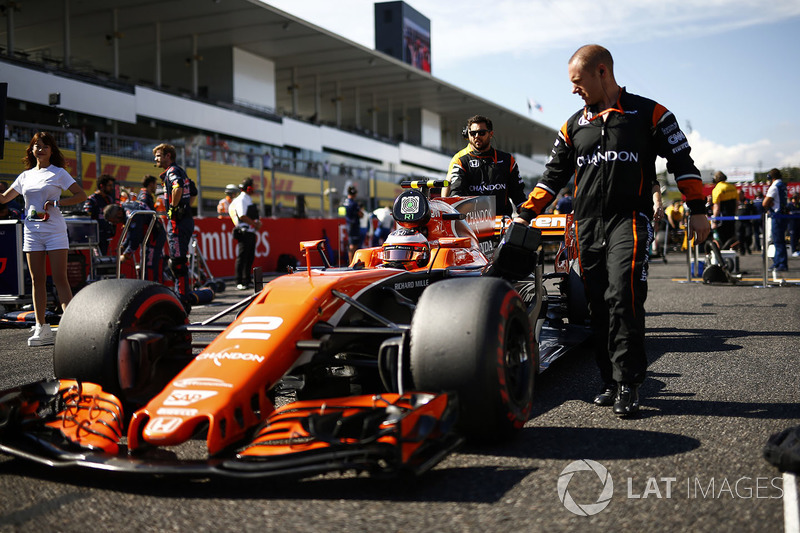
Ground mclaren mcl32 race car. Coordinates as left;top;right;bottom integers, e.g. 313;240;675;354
0;180;589;479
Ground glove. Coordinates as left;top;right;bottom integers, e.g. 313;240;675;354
168;205;186;220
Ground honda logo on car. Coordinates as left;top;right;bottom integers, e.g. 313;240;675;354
146;417;182;435
163;390;218;406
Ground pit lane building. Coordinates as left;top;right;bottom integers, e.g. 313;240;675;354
1;0;555;216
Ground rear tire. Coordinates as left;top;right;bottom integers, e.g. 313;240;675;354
54;279;189;405
410;277;536;440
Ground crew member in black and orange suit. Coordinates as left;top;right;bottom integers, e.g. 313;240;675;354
513;44;711;417
153;143;194;298
443;115;526;216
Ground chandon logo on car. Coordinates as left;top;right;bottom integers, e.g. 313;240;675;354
464;209;493;226
196;349;265;366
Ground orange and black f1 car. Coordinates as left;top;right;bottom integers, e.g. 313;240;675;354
0;180;589;479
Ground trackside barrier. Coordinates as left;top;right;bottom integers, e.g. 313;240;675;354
699;212;800;286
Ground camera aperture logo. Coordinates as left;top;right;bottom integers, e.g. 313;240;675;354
558;459;614;516
401;197;419;214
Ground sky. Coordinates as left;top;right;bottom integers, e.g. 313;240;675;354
262;0;800;175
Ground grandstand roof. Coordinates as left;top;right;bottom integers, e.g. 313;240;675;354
2;0;556;155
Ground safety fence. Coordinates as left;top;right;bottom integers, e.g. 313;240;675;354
3;121;417;220
684;212;800;286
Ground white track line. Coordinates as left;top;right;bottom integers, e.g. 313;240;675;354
785;472;799;533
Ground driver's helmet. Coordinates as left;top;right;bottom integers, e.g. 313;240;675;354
379;228;430;269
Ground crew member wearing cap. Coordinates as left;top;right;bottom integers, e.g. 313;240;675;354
229;178;261;290
218;184;238;220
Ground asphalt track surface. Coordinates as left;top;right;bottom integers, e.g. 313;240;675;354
0;251;798;533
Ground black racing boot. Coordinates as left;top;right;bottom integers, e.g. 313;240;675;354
613;384;640;417
593;383;618;406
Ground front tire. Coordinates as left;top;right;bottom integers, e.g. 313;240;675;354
54;279;190;406
410;277;536;440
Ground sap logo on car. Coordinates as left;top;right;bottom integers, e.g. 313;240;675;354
163;390;218;406
172;377;234;389
196;349;265;366
157;408;199;417
145;417;182;435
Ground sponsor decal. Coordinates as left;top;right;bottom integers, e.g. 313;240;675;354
464;208;493;227
196;349;266;366
393;279;430;291
401;196;420;214
146;417;182;434
577;150;639;167
468;183;507;193
661;122;679;135
163;390;218;406
578;116;591;126
469;160;480;168
668;131;686;145
172;377;234;388
157;408;199;417
533;216;567;229
671;142;690;154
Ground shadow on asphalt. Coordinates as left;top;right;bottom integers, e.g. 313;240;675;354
475;427;701;461
0;457;533;504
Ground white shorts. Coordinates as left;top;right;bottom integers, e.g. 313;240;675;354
23;230;70;252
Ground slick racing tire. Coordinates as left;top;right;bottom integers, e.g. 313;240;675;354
54;279;189;405
410;277;536;440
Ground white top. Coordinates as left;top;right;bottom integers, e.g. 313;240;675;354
765;179;786;213
11;165;76;235
229;192;255;232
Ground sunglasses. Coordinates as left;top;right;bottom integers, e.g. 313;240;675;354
468;129;490;137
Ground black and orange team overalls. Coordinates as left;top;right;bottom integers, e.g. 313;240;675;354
160;164;194;296
447;147;527;217
517;88;706;386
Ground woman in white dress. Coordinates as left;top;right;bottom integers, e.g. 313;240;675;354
1;131;87;346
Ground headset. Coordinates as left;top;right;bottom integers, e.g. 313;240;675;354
240;178;254;194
